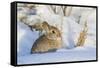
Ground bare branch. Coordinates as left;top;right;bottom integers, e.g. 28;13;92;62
49;5;56;14
60;6;67;16
63;6;67;16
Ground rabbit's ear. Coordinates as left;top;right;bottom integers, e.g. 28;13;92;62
42;21;50;32
42;21;49;27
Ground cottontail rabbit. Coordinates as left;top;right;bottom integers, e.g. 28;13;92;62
31;22;62;53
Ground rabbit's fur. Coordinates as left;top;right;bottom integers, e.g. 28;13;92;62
31;22;62;53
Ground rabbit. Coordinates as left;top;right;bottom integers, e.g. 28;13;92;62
31;21;62;53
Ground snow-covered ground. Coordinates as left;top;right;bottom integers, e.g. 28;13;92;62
17;21;96;65
17;4;96;65
18;46;96;64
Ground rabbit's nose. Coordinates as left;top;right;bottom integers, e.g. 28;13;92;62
57;34;61;37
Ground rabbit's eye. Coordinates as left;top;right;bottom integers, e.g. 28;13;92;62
52;30;55;33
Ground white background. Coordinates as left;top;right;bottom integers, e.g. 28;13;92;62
0;0;99;68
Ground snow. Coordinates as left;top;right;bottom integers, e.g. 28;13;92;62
18;45;96;65
17;4;96;65
17;20;96;65
17;22;39;56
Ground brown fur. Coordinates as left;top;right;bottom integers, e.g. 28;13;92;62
31;21;62;53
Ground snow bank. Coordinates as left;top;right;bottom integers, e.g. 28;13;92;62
17;22;39;56
18;46;96;65
17;18;96;65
